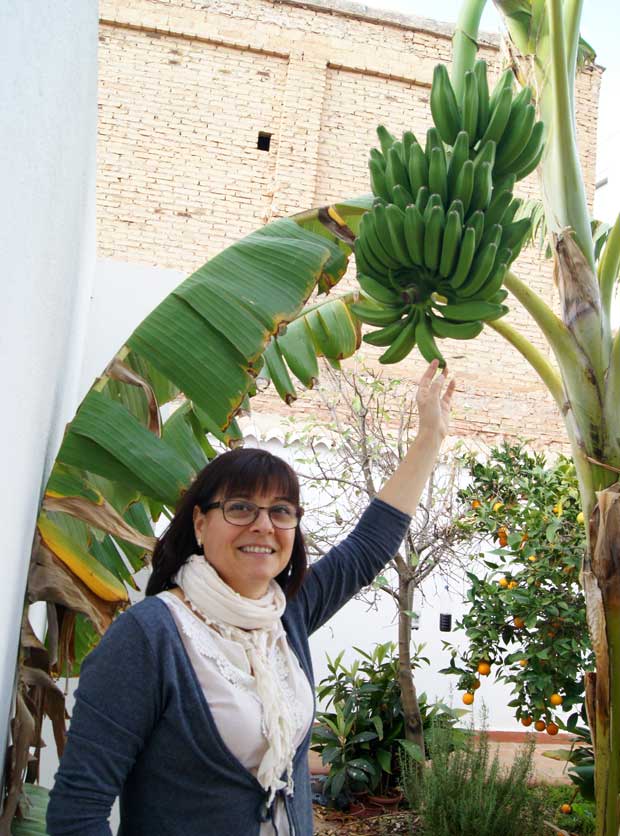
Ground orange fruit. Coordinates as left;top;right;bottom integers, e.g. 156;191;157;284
519;659;528;668
462;692;474;705
477;662;491;676
493;501;504;512
550;693;563;706
534;720;546;732
560;803;572;814
576;511;585;524
472;499;482;509
528;555;537;563
521;716;532;727
547;722;559;736
508;581;518;589
498;577;509;588
472;679;481;690
513;616;526;629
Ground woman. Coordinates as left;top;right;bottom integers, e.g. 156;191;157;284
47;360;455;836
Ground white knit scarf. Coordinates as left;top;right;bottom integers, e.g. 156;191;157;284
174;554;297;805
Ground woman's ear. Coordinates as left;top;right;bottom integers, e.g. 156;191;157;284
193;506;204;547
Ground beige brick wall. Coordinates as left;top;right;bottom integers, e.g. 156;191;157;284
97;0;602;450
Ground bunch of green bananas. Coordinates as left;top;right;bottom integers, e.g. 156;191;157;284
354;60;543;366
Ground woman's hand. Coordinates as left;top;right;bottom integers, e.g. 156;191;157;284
416;359;456;443
377;361;456;516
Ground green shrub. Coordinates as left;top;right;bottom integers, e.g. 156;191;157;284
402;710;548;836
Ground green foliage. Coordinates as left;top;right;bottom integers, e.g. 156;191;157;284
402;711;547;836
311;642;462;804
443;442;593;728
543;784;596;835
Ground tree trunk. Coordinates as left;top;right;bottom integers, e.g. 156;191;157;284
398;573;425;773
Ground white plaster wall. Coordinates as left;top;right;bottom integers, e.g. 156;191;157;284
0;0;98;781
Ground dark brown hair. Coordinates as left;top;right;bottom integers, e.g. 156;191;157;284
145;447;307;598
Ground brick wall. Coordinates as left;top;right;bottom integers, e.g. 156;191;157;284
97;0;602;450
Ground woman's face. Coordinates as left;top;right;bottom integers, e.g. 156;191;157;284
192;490;297;599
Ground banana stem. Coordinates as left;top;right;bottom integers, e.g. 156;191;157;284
450;0;487;100
485;318;564;409
541;0;595;270
563;0;584;112
504;271;579;369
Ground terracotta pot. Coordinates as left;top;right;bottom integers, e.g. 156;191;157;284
367;790;404;809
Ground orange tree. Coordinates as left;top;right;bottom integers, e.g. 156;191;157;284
440;442;593;735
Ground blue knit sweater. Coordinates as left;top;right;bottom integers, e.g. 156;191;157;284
47;498;410;836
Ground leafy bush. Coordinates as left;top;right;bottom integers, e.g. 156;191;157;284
401;709;548;836
311;642;463;804
543;784;596;835
443;442;593;729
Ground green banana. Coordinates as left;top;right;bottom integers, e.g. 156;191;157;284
480;222;503;252
461;71;479;141
501;198;521;227
415;185;430;214
473;60;490;142
458;243;498;298
424;193;443;224
473;139;496;174
402;131;417;163
489;288;509;304
488;68;514;114
439;210;463;278
466;211;485;250
377;125;396;156
500;217;532;258
408;142;429;195
434;299;508;322
430;313;484;339
357;222;393;278
448;225;477;289
485;187;514;229
424;205;445;272
469;259;508;301
357;271;403;306
355;239;388;282
469;161;493;212
448;199;464;225
403;204;426;266
385;146;410;194
363;316;414;347
385;204;415;267
369;159;391;202
392;184;415;211
430;64;462;146
452;159;474;214
479;86;513;147
495;103;536;175
415;313;446;366
379;312;420;364
350;299;407;326
428;146;448;206
447;131;470;200
425;128;445;167
374;203;406;265
360;211;401;270
513;122;545;180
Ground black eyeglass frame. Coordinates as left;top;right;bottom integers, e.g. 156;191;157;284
202;499;304;529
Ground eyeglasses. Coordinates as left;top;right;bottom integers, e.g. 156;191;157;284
203;499;303;530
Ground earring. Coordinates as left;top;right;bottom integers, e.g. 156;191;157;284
196;533;202;547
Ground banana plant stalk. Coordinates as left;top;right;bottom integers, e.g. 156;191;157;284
451;0;620;832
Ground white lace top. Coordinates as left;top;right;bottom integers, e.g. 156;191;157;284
158;591;315;835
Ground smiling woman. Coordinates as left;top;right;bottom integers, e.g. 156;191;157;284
46;362;455;836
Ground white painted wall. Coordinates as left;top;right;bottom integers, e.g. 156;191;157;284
0;0;98;785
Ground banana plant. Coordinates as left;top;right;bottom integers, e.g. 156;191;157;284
448;1;620;833
2;201;373;832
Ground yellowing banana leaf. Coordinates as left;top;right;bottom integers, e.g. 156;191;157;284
57;390;194;506
89;535;139;590
37;514;128;603
105;357;162;436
